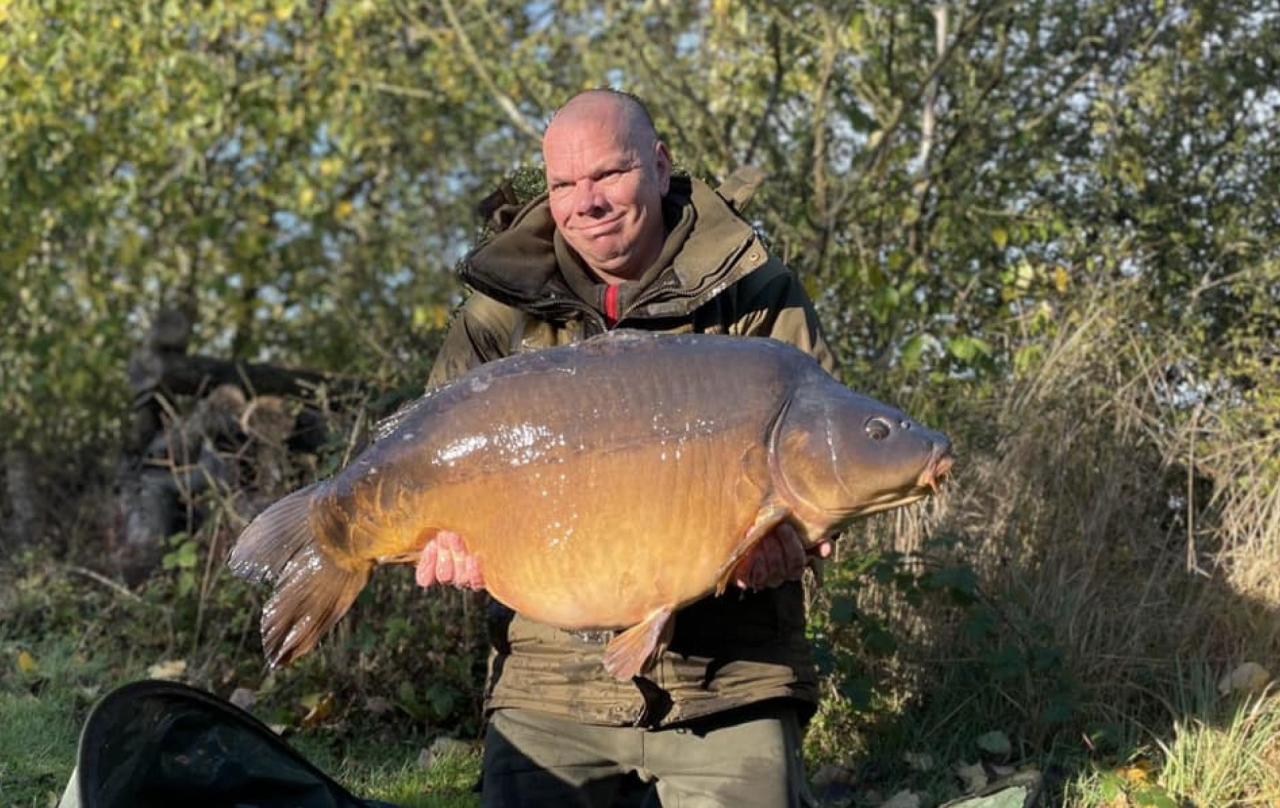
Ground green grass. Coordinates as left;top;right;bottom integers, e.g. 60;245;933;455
0;634;482;808
0;555;483;808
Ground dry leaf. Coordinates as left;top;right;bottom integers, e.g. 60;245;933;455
903;751;935;772
880;789;921;808
300;692;335;727
1218;661;1271;696
229;687;257;711
955;761;989;793
146;659;187;681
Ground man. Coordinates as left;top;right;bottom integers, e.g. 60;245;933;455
419;89;836;807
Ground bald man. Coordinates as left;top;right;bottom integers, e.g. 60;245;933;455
421;90;835;807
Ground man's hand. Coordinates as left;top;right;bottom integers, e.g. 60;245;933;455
416;531;485;591
733;524;832;591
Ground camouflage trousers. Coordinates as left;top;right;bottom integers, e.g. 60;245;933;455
481;701;815;807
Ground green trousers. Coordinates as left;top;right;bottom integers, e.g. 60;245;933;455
481;702;814;807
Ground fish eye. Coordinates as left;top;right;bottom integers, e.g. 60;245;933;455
864;417;892;441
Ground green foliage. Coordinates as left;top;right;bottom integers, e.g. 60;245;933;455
3;0;1279;804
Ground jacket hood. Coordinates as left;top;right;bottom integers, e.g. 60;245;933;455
460;175;761;326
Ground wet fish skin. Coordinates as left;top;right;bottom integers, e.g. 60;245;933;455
229;331;952;678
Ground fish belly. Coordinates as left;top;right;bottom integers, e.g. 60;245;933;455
422;425;765;629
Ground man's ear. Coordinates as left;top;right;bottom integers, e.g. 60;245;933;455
654;141;673;196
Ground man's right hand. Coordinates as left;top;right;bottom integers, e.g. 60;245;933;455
416;531;485;590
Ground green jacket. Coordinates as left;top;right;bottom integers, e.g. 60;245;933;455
427;174;837;728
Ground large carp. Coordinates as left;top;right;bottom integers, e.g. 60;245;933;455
230;331;952;680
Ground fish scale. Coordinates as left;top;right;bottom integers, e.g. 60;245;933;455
230;330;953;680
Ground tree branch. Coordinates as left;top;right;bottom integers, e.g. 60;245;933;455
744;21;785;167
439;0;543;142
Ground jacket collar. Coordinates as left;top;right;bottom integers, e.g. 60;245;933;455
460;175;760;326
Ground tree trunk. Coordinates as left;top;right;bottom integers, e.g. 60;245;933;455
3;447;43;556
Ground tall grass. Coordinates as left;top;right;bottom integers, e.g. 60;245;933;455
807;279;1280;802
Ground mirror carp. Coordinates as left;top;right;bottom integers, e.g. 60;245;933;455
230;331;952;680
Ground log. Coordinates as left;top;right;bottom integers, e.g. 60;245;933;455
113;306;358;581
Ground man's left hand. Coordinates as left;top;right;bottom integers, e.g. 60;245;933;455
733;524;832;591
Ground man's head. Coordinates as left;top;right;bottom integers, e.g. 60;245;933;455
542;90;672;283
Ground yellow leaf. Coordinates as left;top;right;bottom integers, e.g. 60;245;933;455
17;650;38;675
298;186;315;208
1121;764;1150;784
335;200;354;219
1053;266;1070;294
300;692;335;727
319;157;342;178
146;659;187;680
992;227;1009;249
0;53;9;72
712;0;730;19
274;1;294;22
110;15;122;30
413;304;451;330
420;128;436;146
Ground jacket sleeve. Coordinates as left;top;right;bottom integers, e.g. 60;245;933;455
425;293;520;389
728;257;839;376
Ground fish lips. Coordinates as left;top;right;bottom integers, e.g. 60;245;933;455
844;443;954;518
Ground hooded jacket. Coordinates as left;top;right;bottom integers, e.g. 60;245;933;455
427;173;837;727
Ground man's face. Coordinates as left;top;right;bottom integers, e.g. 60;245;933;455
543;107;671;281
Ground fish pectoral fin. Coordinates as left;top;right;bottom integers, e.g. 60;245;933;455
715;502;791;596
602;606;675;682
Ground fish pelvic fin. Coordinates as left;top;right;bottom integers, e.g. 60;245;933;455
602;606;675;682
228;482;371;667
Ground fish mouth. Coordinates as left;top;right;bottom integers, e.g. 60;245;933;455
915;443;954;494
842;444;955;519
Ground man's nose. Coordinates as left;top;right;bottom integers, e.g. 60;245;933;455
573;181;607;216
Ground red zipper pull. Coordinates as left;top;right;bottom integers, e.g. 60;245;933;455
604;284;621;327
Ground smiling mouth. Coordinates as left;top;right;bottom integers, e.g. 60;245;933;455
576;216;624;236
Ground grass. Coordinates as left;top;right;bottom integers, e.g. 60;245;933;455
3;285;1277;807
0;634;483;808
0;565;482;808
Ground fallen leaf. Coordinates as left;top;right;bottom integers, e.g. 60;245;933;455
1218;661;1271;696
229;687;257;711
880;789;921;808
300;692;335;727
146;659;187;680
955;761;989;793
1121;765;1149;784
16;650;38;675
903;751;935;772
364;696;392;716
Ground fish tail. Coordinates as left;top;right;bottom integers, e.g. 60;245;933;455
228;482;371;667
